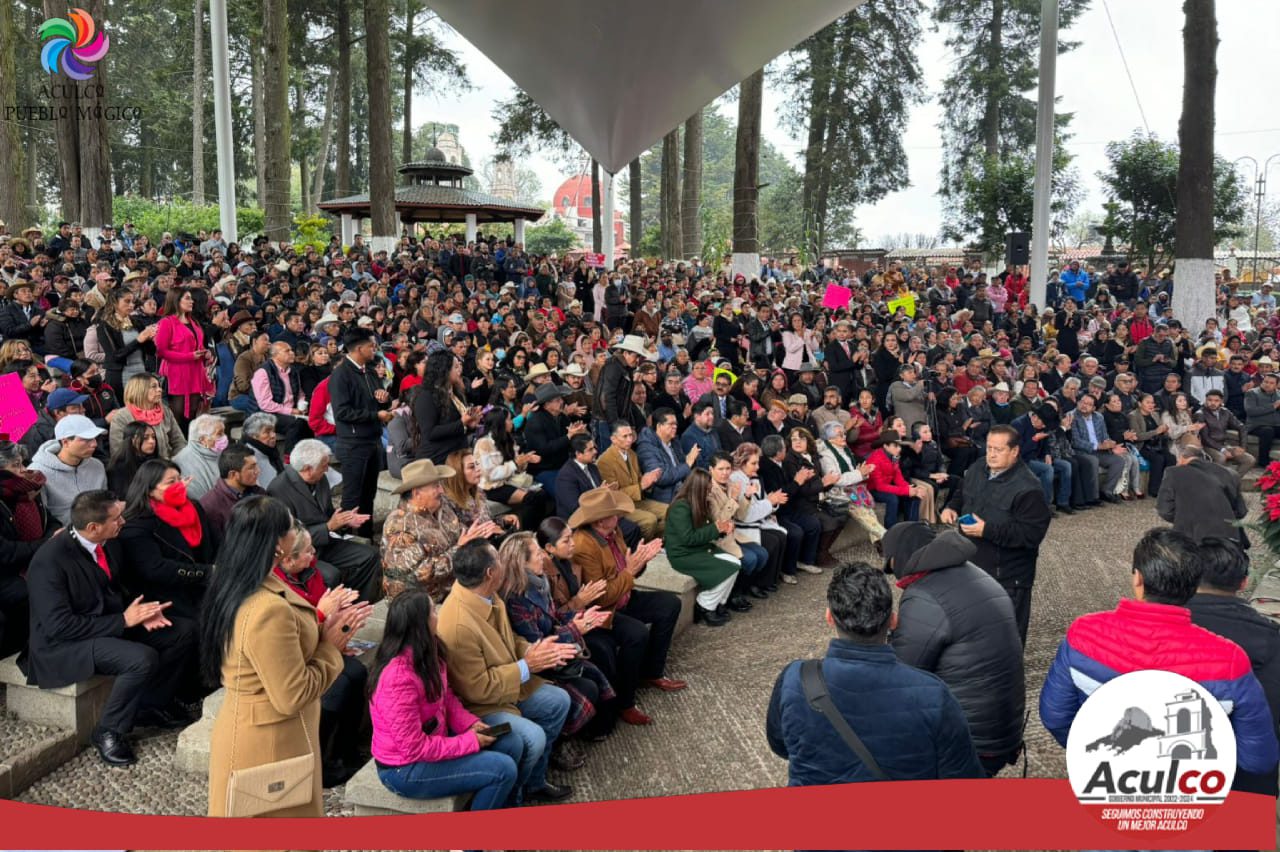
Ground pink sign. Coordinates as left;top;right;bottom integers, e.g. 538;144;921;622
0;372;37;441
585;252;606;268
822;284;852;310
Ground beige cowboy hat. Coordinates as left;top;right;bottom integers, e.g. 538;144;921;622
391;459;457;494
122;270;147;283
316;313;341;328
274;259;291;272
215;274;238;288
568;486;636;528
611;334;649;357
560;363;587;378
525;362;553;380
991;382;1011;393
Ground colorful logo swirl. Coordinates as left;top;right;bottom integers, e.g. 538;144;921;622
38;8;109;81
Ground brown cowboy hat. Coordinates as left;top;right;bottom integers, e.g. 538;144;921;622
870;429;901;450
391;459;457;494
568;486;635;528
228;310;256;332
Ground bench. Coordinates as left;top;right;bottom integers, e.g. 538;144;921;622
344;759;472;815
634;553;694;637
0;655;113;745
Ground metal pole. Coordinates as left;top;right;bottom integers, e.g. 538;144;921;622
1028;0;1058;310
1255;173;1265;285
601;170;615;267
209;0;237;243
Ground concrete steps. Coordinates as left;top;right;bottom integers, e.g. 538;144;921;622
344;759;471;815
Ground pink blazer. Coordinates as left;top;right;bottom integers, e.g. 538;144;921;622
154;315;213;397
369;651;481;766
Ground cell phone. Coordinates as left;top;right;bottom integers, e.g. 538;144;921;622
958;513;976;526
476;722;511;738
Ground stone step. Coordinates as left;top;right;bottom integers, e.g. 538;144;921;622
344;759;471;815
0;655;112;745
0;721;78;799
634;553;694;637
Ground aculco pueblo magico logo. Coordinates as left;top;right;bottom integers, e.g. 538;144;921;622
38;8;110;81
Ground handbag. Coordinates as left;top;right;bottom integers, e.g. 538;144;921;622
800;659;891;781
944;435;973;449
224;604;316;817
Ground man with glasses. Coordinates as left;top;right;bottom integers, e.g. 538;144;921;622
941;424;1051;645
698;373;734;424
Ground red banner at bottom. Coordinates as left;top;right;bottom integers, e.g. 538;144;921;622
0;779;1272;850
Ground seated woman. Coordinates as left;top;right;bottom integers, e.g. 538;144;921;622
116;459;217;623
106;420;158;498
865;430;925;529
109;373;186;461
937;388;980;475
474;407;551;530
272;519;369;787
848;389;884;459
815;421;886;546
728;442;795;589
380;459;501;602
900;421;957;512
242;412;285;491
442;448;519;534
498;532;615;754
172;414;227;501
783;427;845;568
707;452;772;605
537;517;653;726
664;469;742;627
368;588;523;811
0;441;55;655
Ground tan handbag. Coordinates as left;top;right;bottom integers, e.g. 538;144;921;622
224;604;316;817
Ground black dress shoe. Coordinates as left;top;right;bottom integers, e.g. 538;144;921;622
694;604;729;626
762;582;779;593
727;594;753;612
715;603;732;619
526;781;574;803
91;728;137;767
1101;494;1122;504
135;705;190;730
1057;505;1076;515
748;586;769;599
1087;500;1102;507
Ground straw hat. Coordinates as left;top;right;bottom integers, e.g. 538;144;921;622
568;486;636;528
611;334;649;357
391;459;457;494
560;363;587;378
991;382;1011;394
525;362;553;380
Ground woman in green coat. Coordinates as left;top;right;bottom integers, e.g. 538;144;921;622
663;469;742;627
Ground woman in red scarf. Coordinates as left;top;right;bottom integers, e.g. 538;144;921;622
0;441;53;656
108;373;187;461
116;459;216;622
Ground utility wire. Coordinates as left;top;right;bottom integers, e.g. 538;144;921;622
1100;0;1151;134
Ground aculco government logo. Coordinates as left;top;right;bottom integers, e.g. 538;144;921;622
1066;669;1236;835
38;8;109;81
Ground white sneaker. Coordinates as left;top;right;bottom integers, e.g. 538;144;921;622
781;574;799;585
797;563;823;575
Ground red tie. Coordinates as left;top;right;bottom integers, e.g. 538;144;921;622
94;544;111;580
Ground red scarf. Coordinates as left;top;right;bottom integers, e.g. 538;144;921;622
128;404;165;426
0;470;45;541
150;498;203;548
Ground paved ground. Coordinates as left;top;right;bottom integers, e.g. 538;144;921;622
5;493;1276;849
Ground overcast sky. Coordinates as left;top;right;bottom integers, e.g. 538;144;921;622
414;0;1280;245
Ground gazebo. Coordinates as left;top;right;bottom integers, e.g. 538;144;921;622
317;146;545;247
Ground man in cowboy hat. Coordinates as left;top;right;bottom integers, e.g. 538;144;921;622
591;334;646;450
569;486;686;695
524;383;588;495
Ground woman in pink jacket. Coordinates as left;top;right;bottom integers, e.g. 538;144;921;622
154;286;214;431
368;589;522;810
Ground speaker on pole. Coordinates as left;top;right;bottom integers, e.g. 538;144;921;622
1005;232;1030;266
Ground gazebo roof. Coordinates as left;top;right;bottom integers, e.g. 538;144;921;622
318;184;545;223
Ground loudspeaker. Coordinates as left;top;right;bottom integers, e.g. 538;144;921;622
1005;232;1030;266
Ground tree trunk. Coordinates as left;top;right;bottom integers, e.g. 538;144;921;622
1172;0;1218;327
801;29;834;258
0;0;25;228
401;0;414;164
24;123;38;220
311;67;337;209
191;0;205;205
251;31;266;208
732;68;763;275
982;0;1003;160
139;115;153;199
681;108;703;259
262;0;291;241
76;0;112;227
591;159;602;253
365;0;396;237
628;157;641;249
661;128;681;258
334;0;351;197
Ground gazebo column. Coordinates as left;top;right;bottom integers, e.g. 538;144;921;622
513;218;526;246
465;213;478;244
601;170;615;267
340;213;355;247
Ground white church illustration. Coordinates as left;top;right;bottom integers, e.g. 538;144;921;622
1157;691;1217;760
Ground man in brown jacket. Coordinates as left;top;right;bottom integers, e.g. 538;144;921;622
435;541;577;803
229;329;269;411
596;421;668;537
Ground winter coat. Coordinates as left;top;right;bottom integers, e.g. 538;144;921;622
636;428;690;504
1155;458;1248;548
886;526;1025;757
865;448;909;497
27;439;107;526
369;651;482;767
154;314;213;398
113;504;216;621
943;459;1050;590
663;499;739;589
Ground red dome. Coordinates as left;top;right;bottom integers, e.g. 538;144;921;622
553;174;595;218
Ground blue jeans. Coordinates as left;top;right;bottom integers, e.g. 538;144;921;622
228;394;259;414
738;541;767;576
377;748;518;811
872;490;919;528
534;470;559;499
482;683;570;797
1027;458;1072;507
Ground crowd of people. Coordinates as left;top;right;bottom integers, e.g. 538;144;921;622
0;219;1276;817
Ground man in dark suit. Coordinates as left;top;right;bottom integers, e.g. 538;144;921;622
21;490;196;766
716;399;753;453
824;320;858;402
555;434;605;519
1156;444;1249;549
697;372;735;425
266;439;381;601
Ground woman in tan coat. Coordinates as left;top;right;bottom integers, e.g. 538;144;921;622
200;495;371;817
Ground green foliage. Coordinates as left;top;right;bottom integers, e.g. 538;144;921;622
293;214;333;253
110;196;265;242
491;89;578;168
1099;132;1249;269
523;218;579;255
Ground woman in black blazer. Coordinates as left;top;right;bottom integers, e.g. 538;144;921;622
411;350;479;463
114;459;216;621
95;288;157;393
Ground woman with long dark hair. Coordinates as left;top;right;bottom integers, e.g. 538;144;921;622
367;588;521;810
95;288;157;393
664;468;742;626
154;286;214;433
411;351;478;464
202;496;370;817
106;420;158;496
118;459;217;621
473;406;550;529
